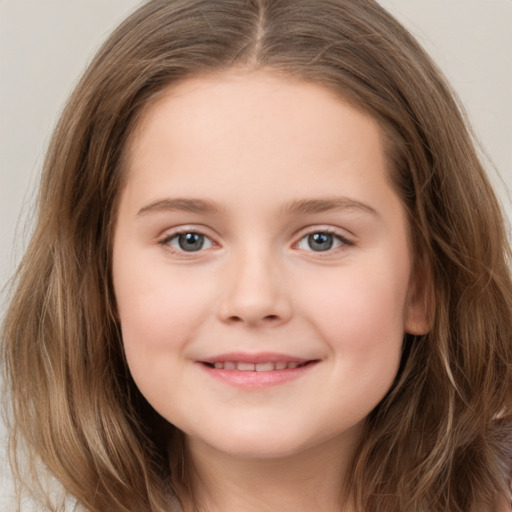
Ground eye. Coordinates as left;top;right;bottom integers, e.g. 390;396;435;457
296;231;348;252
163;232;214;252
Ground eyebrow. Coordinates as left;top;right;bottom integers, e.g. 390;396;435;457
137;198;223;216
283;197;378;216
136;196;378;217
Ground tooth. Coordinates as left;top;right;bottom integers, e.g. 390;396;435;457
209;361;307;371
255;362;275;372
237;362;255;371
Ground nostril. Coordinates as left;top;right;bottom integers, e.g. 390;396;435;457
226;313;280;324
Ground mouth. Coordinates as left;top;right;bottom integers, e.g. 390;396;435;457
197;353;319;388
201;360;314;371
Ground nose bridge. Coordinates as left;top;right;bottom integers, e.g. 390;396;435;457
218;243;291;326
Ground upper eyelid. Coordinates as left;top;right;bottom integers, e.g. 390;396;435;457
158;225;217;240
293;225;355;241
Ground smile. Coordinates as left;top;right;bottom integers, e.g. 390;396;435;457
198;354;319;388
204;361;310;371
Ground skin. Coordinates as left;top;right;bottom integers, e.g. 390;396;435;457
112;70;429;511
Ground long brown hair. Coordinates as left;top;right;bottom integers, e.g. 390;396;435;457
3;1;511;510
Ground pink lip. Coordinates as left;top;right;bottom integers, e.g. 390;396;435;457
199;352;310;364
196;352;319;389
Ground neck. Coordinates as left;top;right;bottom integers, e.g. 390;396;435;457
180;434;358;512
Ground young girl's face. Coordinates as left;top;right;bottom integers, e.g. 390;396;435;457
113;70;428;460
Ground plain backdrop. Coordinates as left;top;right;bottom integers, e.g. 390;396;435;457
1;0;511;508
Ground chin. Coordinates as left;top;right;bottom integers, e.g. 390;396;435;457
185;420;343;461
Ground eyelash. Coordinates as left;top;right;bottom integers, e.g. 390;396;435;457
158;229;217;255
158;227;354;255
294;228;353;253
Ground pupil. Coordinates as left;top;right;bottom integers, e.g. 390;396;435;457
178;233;204;252
308;233;333;251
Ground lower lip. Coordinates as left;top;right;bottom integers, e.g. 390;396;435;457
197;361;319;389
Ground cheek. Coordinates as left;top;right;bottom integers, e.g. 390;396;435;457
113;264;216;413
113;259;212;363
303;262;409;419
298;258;409;355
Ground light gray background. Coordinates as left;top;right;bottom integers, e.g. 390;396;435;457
1;0;511;508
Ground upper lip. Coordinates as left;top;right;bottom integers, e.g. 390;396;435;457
198;352;313;364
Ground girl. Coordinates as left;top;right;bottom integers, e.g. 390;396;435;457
2;1;511;511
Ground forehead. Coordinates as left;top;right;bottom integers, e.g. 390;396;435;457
123;70;390;189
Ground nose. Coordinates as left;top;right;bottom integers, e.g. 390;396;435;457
217;249;292;327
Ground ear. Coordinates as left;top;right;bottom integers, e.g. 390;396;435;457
404;261;433;335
